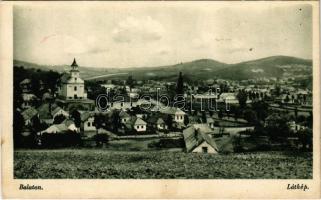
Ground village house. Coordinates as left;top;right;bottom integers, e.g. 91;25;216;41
207;117;215;129
40;120;78;134
159;107;186;123
80;111;96;132
147;115;168;131
119;110;131;123
37;103;59;125
19;78;32;93
51;106;69;119
288;121;306;133
21;93;37;109
125;117;147;132
218;93;239;104
62;119;78;132
183;124;218;154
21;107;38;126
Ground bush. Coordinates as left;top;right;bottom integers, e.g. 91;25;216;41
40;131;81;148
148;138;184;149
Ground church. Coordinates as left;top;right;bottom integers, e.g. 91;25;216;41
58;58;87;100
56;59;94;111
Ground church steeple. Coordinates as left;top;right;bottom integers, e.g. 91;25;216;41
71;58;79;71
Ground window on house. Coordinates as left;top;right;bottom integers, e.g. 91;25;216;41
69;97;72;99
121;102;123;107
136;126;139;129
141;125;144;129
202;147;208;153
74;86;77;91
87;122;90;127
74;94;77;99
180;116;183;120
91;122;94;126
75;78;77;81
124;119;126;122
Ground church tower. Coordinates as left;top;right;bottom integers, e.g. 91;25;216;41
70;58;80;79
58;58;87;100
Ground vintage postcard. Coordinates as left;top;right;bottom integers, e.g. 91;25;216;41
1;1;320;199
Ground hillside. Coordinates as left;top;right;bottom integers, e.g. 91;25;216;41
214;56;312;80
14;56;312;81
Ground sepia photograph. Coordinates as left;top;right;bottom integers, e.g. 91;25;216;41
12;3;314;179
1;1;320;199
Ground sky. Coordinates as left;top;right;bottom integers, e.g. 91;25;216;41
14;2;312;68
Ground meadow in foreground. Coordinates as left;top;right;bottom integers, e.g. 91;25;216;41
14;149;312;179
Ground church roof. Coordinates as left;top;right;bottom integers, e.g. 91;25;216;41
60;73;71;83
71;58;78;67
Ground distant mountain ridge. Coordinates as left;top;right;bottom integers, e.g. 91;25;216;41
14;55;312;81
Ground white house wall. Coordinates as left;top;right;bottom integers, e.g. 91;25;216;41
192;141;217;154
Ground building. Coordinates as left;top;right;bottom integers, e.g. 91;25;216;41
125;117;147;132
19;78;31;93
58;58;87;100
80;111;96;132
51;106;69;119
21;93;37;109
147;115;167;131
119;110;131;124
56;59;94;111
21;107;38;126
183;124;218;153
159;107;186;123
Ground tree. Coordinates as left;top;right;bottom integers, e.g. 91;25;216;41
111;111;121;132
236;90;247;109
294;107;298;120
70;110;81;128
218;109;223;119
176;72;184;97
165;115;173;130
252;101;269;122
265;113;291;139
243;109;257;125
201;111;207;123
31;116;42;132
30;78;41;98
126;75;135;90
93;114;104;135
13;110;24;146
275;85;281;96
284;95;290;104
13;85;23;109
184;115;189;126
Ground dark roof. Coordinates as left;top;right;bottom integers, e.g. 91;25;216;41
22;107;38;121
147;115;165;125
71;58;78;67
20;78;31;85
119;110;130;118
160;107;185;115
60;73;71;83
79;111;94;122
182;125;218;152
37;103;58;119
51;106;66;116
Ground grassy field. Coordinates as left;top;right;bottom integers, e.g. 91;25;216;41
14;149;312;179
